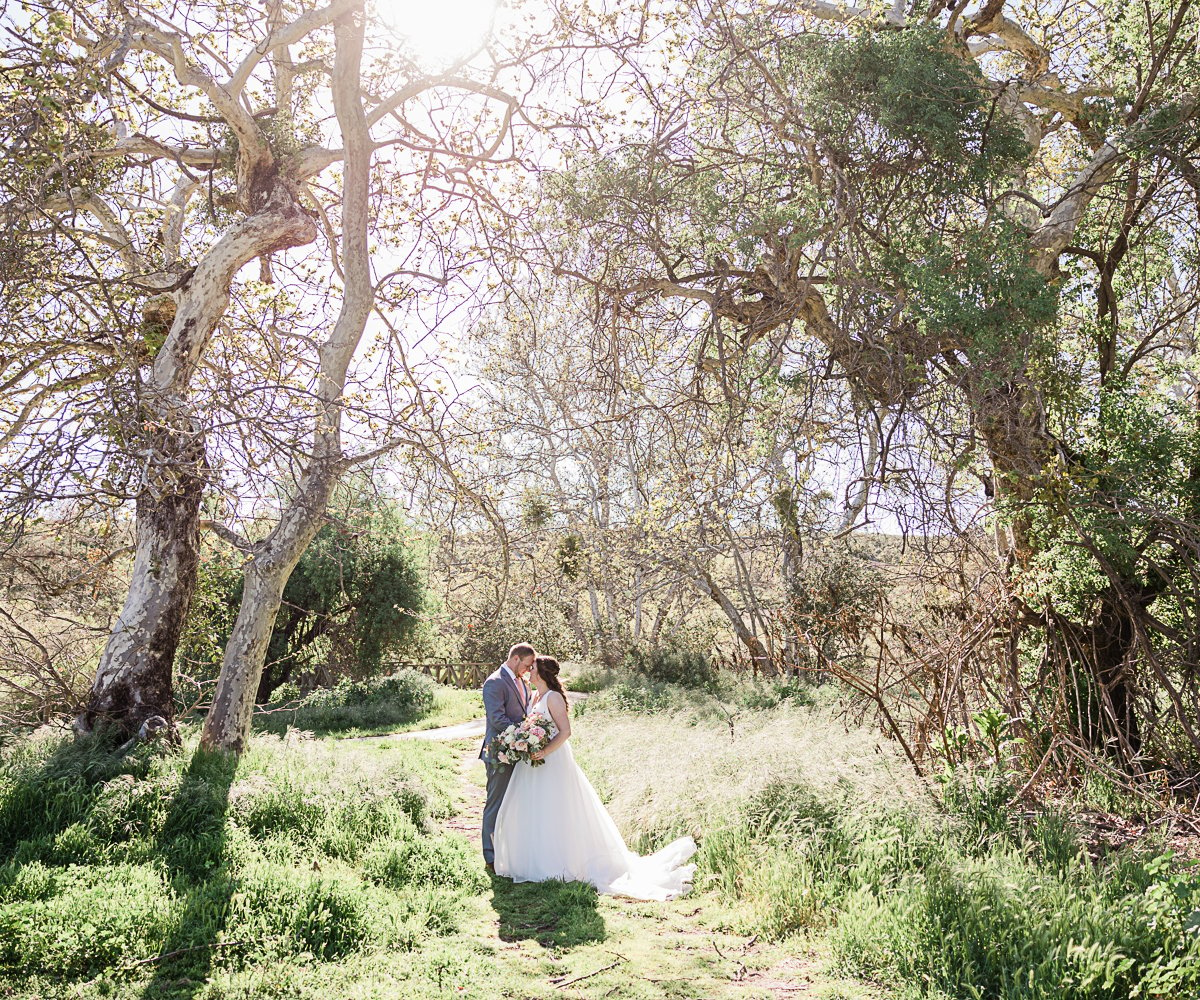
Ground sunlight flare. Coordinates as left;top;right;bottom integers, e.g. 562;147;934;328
377;0;498;65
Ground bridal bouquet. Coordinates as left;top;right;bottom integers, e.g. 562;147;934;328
488;712;554;767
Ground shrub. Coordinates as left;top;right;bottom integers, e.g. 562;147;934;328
227;863;373;961
0;859;53;903
693;772;1200;1000
607;677;678;714
229;767;431;853
735;677;817;712
255;669;437;735
568;664;617;693
181;486;431;703
832;847;1200;1000
622;645;717;690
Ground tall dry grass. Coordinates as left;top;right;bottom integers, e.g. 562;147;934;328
572;690;924;849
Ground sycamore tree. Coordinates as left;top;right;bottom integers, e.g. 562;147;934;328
553;0;1200;772
3;0;326;739
0;0;582;748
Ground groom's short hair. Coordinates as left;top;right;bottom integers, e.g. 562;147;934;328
508;643;536;661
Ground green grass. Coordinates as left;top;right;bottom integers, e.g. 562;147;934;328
4;672;1195;1000
317;685;483;739
0;727;481;998
571;691;1200;1000
0;717;875;1000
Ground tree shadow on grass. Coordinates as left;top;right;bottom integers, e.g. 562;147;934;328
0;727;133;860
488;873;606;947
139;747;238;1000
0;733;240;996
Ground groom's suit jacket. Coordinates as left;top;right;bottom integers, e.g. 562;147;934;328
479;665;530;763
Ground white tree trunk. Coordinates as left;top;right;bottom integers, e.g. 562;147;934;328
631;568;644;643
78;426;205;737
201;8;373;752
201;512;325;751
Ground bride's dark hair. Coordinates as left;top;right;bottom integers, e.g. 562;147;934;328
534;656;568;708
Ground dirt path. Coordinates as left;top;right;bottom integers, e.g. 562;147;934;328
353;718;487;742
424;738;872;1000
442;739;486;845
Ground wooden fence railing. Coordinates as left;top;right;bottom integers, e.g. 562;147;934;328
384;661;493;689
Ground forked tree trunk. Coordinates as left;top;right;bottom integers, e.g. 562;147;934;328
201;8;373;753
79;181;316;739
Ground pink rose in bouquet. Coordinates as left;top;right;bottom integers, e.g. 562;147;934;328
486;711;556;767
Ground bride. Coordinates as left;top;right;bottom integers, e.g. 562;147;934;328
492;655;697;900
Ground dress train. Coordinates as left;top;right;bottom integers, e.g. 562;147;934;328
493;701;696;901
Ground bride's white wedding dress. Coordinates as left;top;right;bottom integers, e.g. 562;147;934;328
493;692;697;900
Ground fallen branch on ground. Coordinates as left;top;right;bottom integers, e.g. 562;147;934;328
551;951;628;989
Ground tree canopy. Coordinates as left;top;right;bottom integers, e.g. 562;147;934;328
2;0;1199;783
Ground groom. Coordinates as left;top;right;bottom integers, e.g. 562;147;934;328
480;642;536;870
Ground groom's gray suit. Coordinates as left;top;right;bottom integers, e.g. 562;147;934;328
480;664;530;865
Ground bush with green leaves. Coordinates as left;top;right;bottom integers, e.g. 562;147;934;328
1017;374;1200;763
255;669;438;736
695;770;1200;1000
622;645;717;690
566;663;616;693
180;486;430;703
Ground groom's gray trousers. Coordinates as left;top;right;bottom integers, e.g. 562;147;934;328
481;760;513;865
479;667;528;864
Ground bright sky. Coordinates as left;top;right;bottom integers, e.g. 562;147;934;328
375;0;498;65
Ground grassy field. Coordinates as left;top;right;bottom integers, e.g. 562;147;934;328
1;672;1197;999
571;677;1200;1000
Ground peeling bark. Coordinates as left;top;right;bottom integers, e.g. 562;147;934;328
81;182;317;739
78;422;206;737
201;520;311;752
